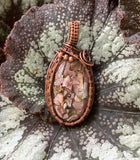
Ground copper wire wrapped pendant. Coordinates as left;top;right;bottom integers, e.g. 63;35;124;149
45;22;94;126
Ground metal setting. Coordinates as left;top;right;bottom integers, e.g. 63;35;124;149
45;21;94;126
68;21;79;46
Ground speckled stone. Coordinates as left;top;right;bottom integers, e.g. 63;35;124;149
53;60;89;122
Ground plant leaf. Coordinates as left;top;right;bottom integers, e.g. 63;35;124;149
118;0;140;43
0;0;140;159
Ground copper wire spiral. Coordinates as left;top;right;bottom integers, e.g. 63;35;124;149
68;22;94;66
79;49;94;66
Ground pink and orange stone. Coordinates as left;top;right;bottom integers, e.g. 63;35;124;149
53;59;89;122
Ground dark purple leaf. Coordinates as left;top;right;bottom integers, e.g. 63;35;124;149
0;0;140;159
118;0;140;43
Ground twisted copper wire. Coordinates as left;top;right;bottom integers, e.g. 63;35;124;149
79;50;94;66
68;21;79;46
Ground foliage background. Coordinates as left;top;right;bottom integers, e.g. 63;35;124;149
0;0;140;160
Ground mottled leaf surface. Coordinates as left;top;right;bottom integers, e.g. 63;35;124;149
0;0;54;49
0;0;140;159
118;0;140;43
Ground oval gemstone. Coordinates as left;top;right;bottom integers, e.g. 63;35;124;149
53;60;89;122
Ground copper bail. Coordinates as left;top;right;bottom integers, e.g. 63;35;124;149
68;21;79;46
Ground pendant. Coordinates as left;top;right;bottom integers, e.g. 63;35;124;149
45;22;94;126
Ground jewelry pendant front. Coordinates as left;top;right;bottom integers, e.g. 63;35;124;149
45;22;94;126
